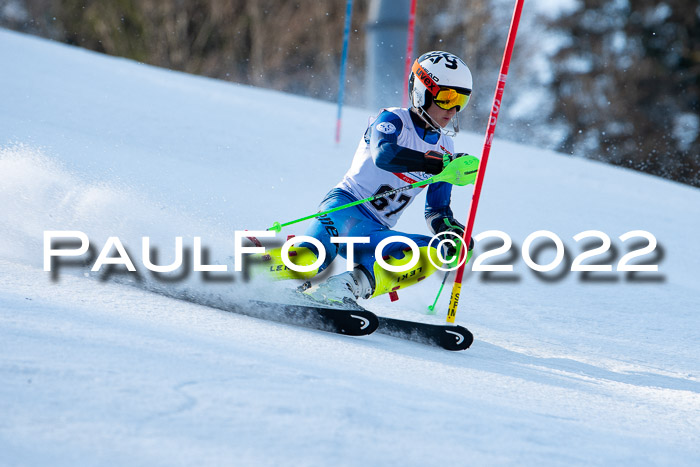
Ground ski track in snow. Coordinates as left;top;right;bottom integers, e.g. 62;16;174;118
1;28;700;465
2;260;699;465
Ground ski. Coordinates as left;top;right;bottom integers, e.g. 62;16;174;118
376;316;473;351
140;284;378;337
242;300;379;336
172;287;469;348
241;300;473;350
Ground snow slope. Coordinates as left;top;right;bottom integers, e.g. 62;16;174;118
1;29;699;465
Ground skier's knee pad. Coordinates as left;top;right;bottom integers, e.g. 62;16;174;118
248;246;320;280
370;245;442;298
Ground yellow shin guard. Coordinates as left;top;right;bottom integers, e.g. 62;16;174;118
248;246;320;281
370;246;442;298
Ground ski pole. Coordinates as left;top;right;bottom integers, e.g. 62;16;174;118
446;0;524;324
427;271;451;314
268;155;479;232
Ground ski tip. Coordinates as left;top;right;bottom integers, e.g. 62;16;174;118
441;326;474;351
316;307;379;336
268;222;282;232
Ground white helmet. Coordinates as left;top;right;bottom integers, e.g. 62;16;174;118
409;51;473;112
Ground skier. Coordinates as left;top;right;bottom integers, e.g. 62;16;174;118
261;51;478;305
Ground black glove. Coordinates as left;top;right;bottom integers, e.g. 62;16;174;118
434;217;474;263
423;151;472;175
422;150;445;175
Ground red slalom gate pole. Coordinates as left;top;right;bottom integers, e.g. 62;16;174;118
401;0;417;108
446;0;525;324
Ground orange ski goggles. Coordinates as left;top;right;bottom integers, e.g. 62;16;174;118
433;87;471;112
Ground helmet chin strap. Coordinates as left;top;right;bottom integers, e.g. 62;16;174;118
413;107;458;138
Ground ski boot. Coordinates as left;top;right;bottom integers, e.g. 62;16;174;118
300;266;374;307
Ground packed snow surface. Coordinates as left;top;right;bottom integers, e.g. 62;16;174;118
1;29;699;465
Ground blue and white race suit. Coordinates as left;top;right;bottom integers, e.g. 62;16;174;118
302;107;460;278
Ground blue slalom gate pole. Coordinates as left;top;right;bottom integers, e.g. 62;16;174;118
335;0;353;143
